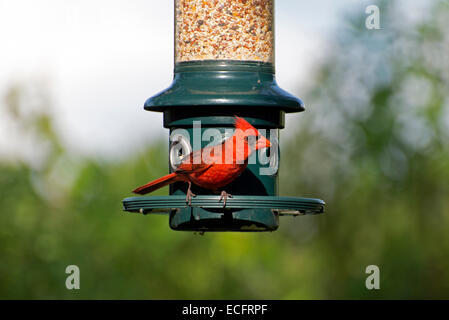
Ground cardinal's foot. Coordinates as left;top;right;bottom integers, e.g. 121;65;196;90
219;191;233;208
185;188;196;206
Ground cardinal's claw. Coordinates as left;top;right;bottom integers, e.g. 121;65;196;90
185;189;196;206
219;191;233;208
185;182;196;206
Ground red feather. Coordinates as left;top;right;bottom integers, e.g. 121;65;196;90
132;172;180;195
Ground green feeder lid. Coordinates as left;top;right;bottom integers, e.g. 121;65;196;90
144;61;305;113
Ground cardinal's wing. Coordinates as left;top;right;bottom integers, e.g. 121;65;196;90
176;149;214;174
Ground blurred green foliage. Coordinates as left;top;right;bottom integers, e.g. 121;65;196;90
1;0;449;299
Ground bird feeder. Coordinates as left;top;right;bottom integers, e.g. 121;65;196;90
123;0;325;232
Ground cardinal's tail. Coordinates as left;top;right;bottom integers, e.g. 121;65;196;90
132;173;180;195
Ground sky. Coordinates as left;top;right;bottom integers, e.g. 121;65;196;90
0;0;414;159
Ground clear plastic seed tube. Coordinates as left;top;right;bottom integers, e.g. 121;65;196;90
175;0;274;63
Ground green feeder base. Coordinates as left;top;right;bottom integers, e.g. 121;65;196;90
123;195;325;232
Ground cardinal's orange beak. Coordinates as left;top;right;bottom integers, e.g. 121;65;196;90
256;135;271;150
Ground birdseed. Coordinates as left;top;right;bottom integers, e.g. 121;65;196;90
175;0;274;63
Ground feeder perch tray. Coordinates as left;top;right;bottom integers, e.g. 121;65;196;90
123;195;324;215
123;196;325;232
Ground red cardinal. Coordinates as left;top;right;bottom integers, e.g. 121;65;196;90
132;116;271;206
